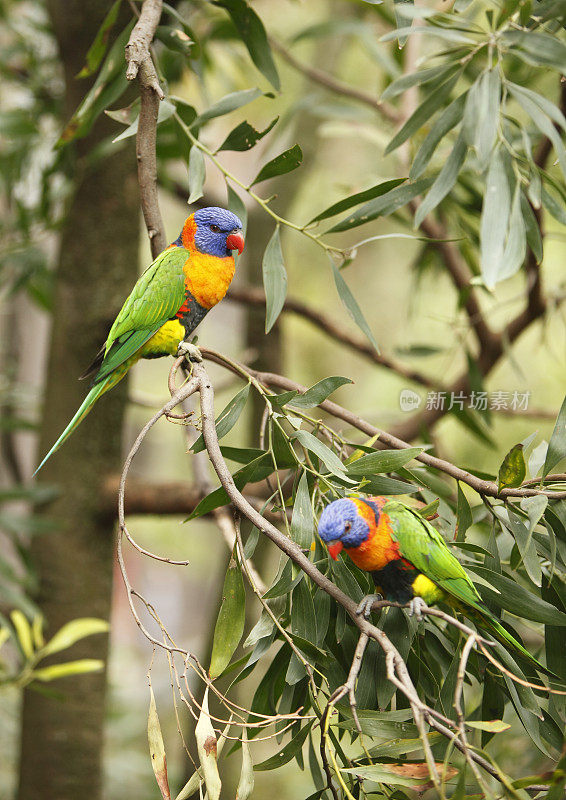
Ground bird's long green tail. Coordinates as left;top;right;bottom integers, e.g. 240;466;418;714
468;603;552;676
34;367;127;475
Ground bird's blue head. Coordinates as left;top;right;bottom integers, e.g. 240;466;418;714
318;498;370;559
191;207;244;256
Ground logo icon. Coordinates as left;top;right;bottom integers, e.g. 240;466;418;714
399;389;422;412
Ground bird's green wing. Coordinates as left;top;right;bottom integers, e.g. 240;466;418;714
96;246;188;382
383;500;483;610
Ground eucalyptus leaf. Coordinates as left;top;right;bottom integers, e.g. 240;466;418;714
209;554;246;678
329;258;379;351
262;227;287;333
308;178;405;225
291;471;314;549
290;376;353;408
328;178;432;232
192;384;250;453
543;395;566;478
192;88;262;127
218;117;278;152
414;132;467;227
251;145;303;185
188;146;205;203
215;0;280;90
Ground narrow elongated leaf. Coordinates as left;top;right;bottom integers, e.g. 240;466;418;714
414;132;467;227
291;471;314;549
498;443;526;491
498;184;526;281
290;376;353;408
468;565;566;625
195;688;221;800
410;93;466;179
57;22;133;146
218;117;278;152
148;686;171;800
509;85;566;180
521;193;543;263
251;144;303;185
262;227;287;332
507;83;566;132
385;72;461;155
32;659;105;681
329;258;379;351
543;395;566;478
236;728;254;800
192;88;262;127
227;184;248;236
328;178;432;232
343;763;457;787
503;30;566;73
192;384;250;453
77;0;122;78
308;178;405;225
380;26;475;44
40;617;109;658
382;64;457;101
456;482;472;541
347;447;422;475
254;720;314;770
155;26;193;56
393;0;414;47
463;69;500;170
292;430;350;479
504;507;542;587
209;554;246;678
188;146;205;203
113;99;175;143
291;579;317;644
215;0;280;90
11;610;33;659
480;148;510;289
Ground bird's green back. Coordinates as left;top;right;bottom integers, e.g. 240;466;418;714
383;500;483;610
96;246;188;382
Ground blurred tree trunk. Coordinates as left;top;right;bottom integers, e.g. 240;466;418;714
17;3;139;799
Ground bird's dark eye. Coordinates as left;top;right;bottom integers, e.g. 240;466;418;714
344;521;352;533
210;224;220;233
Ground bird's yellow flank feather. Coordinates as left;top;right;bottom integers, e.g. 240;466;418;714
184;253;235;310
141;320;185;357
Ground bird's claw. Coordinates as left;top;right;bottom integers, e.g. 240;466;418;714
408;597;428;621
177;340;202;363
356;594;383;619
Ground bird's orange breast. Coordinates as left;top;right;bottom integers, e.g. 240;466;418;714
183;253;235;310
346;499;400;572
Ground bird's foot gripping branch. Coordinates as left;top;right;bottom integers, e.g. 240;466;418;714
116;353;566;800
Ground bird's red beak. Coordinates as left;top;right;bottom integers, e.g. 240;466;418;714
226;231;245;255
327;540;343;560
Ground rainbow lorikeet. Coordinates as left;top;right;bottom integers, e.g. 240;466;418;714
35;207;244;473
318;495;548;673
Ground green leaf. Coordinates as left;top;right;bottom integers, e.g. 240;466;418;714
480;148;510;289
77;0;122;78
509;84;566;180
155;25;193;56
498;443;526;492
263;558;304;599
254;720;314;770
262;227;287;333
359;476;418;495
410;93;467;180
456;482;472;541
329;258;379;351
463;69;500;170
227;184;248;236
215;0;280;90
414;132;467;227
542;185;566;225
342;763;446;788
499;184;526;282
290;376;353;408
57;22;133;146
385;72;461;155
11;610;34;659
32;659;105;681
543;395;566;478
393;0;414;47
380;25;475;45
186;453;276;520
148;686;171;800
497;507;542;587
209;554;245;678
290;471;314;549
192;88;263;127
308;178;405;225
346;447;422;476
188;146;206;203
382;64;458;101
339;710;417;739
112;99;176;143
328;178;433;232
251;144;303;186
521;193;543;263
192;384;250;453
502;30;566;73
468;565;566;625
292;430;351;480
291;579;317;644
40;617;109;659
218;117;278;152
467;719;510;733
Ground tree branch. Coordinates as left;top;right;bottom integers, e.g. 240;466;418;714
125;0;166;257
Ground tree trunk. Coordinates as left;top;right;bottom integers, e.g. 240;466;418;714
17;3;139;798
